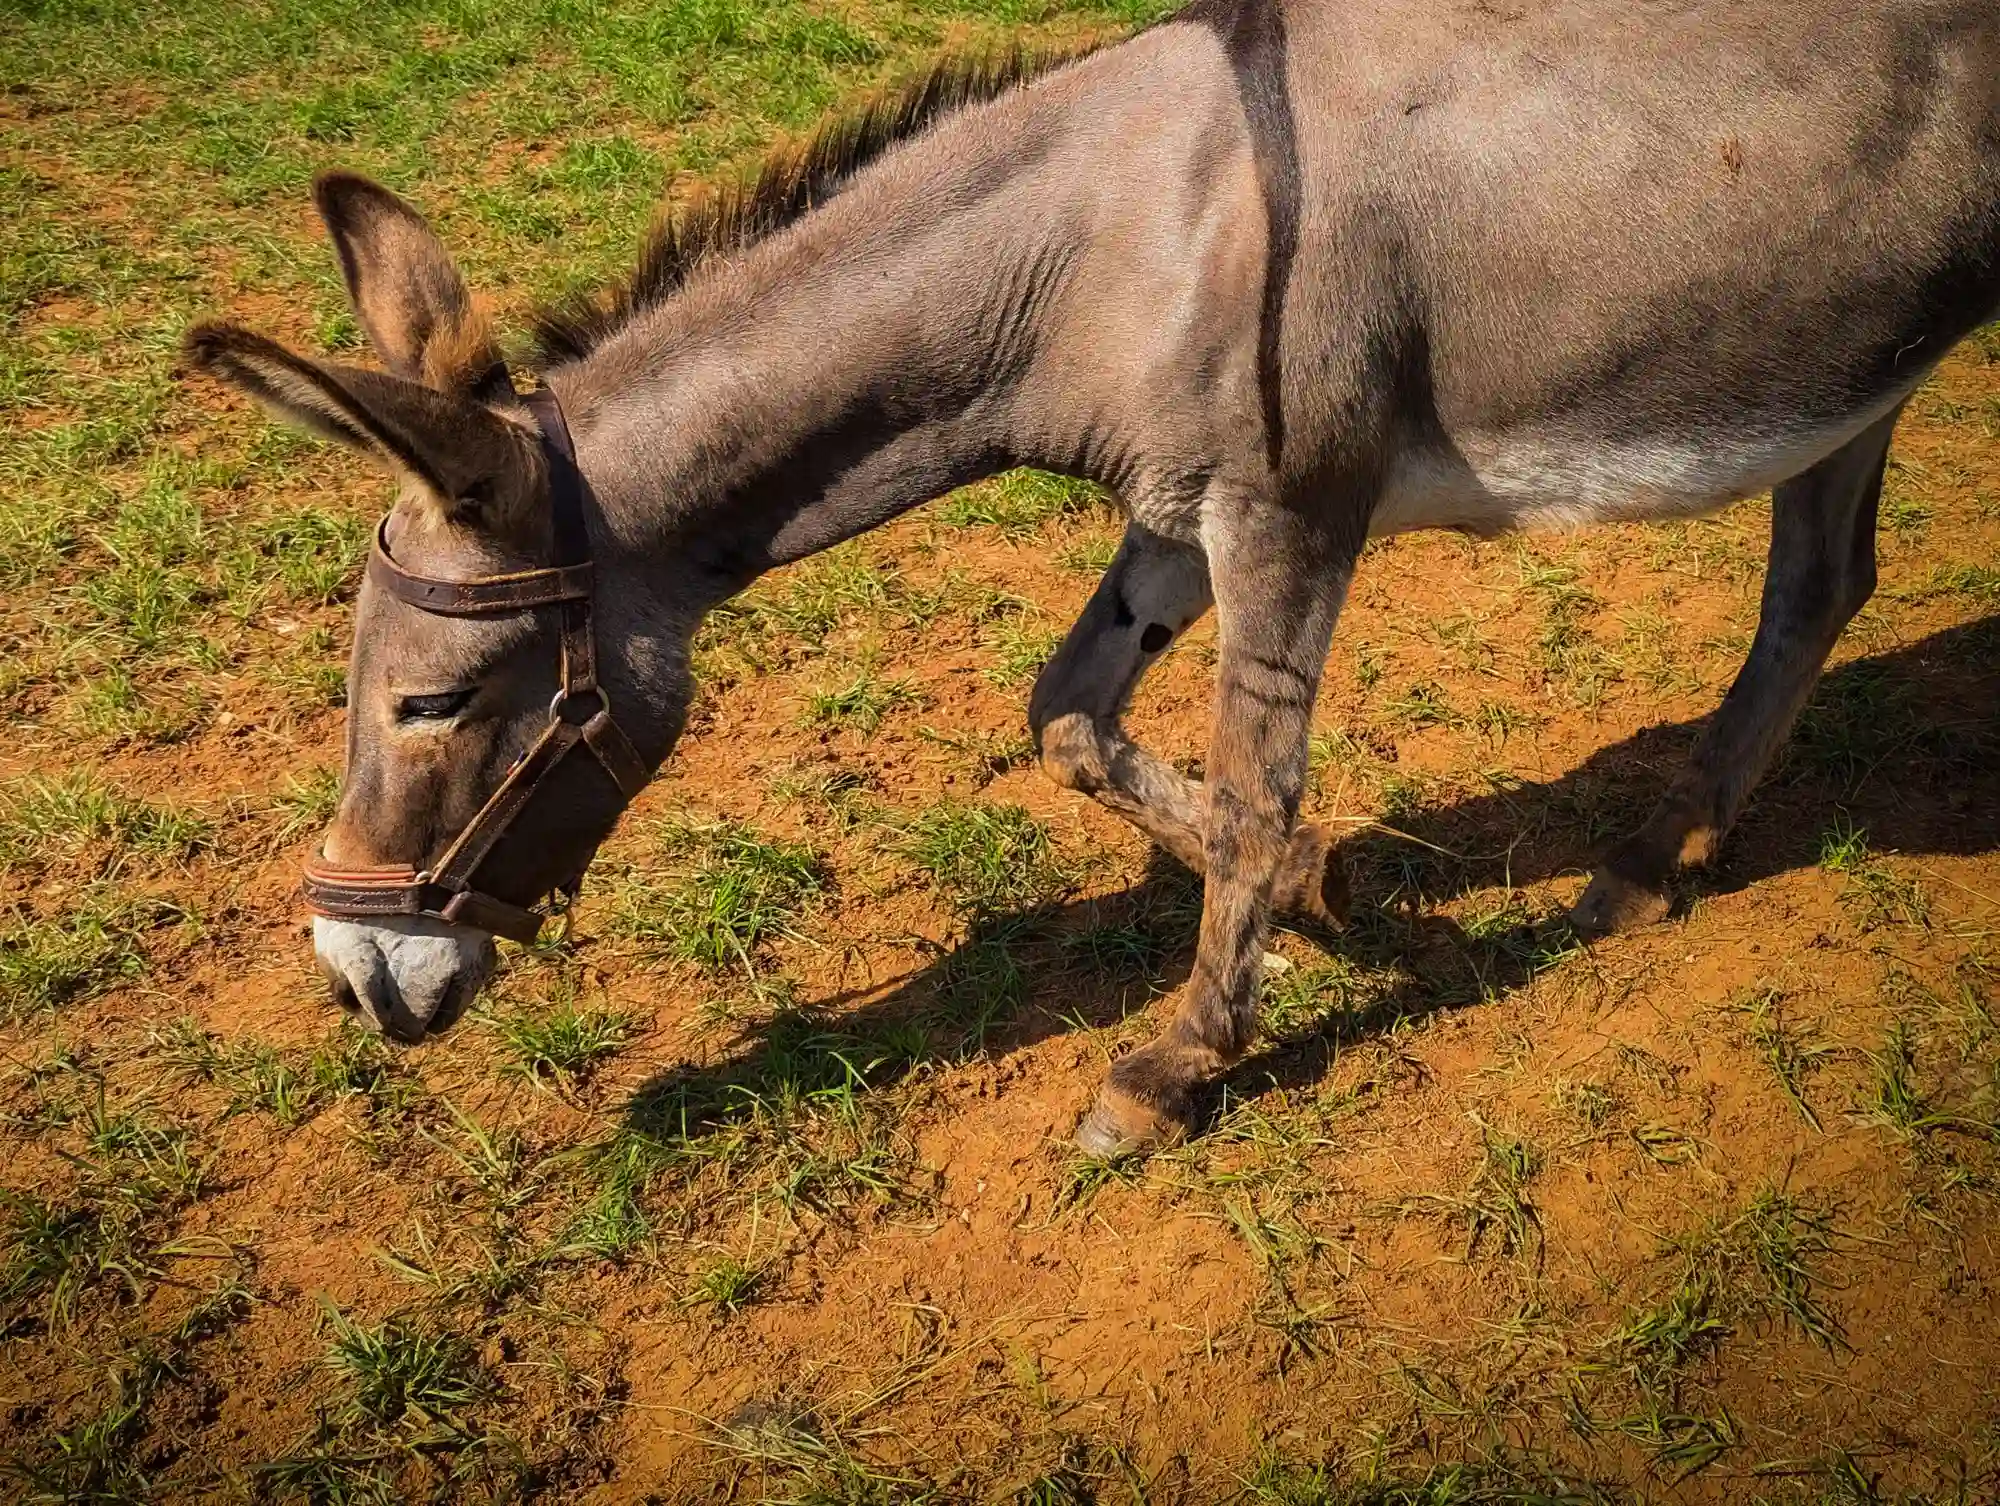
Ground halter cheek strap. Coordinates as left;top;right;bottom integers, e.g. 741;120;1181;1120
300;389;649;946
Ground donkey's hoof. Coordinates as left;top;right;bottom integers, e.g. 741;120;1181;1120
1073;1087;1186;1161
1272;822;1350;929
1570;867;1671;935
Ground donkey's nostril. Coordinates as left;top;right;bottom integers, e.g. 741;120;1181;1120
326;972;362;1015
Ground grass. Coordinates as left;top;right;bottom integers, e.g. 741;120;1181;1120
1733;987;1839;1132
1818;821;1931;931
0;895;170;1017
0;1104;208;1331
0;773;211;872
937;469;1105;537
896;798;1082;917
681;1254;765;1313
492;998;633;1086
150;1017;405;1127
320;1301;491;1433
607;817;827;972
1669;1189;1847;1352
1400;1123;1544;1267
804;668;924;736
982;616;1063;688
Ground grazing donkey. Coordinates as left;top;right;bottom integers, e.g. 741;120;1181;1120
186;0;2000;1157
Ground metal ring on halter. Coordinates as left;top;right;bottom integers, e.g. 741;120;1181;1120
550;684;612;723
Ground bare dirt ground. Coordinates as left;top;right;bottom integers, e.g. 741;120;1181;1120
4;3;2000;1502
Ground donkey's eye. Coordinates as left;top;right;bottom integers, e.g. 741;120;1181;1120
397;689;475;721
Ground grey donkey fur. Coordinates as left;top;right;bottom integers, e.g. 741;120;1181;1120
185;0;2000;1155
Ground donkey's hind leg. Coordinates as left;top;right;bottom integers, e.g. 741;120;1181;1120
1029;523;1349;928
1572;406;1901;933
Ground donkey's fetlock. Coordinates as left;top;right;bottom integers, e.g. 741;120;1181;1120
1271;820;1350;929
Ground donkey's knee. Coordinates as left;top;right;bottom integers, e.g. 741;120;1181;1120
1034;709;1109;795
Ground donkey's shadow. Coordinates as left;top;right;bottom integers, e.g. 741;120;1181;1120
622;614;2000;1150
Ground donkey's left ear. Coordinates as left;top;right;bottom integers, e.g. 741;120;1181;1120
313;171;513;401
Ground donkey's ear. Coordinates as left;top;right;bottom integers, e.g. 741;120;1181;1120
312;171;512;400
182;322;534;520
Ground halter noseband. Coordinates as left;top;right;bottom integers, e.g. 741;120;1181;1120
300;389;649;946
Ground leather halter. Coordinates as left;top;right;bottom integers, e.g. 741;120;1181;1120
300;389;649;946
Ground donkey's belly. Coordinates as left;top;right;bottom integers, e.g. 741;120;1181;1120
1369;391;1916;540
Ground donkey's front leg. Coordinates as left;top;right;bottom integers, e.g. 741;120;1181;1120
1031;522;1350;929
1075;510;1356;1157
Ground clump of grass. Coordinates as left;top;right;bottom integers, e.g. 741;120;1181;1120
0;1104;207;1329
1731;987;1838;1131
1917;560;2000;605
1669;1188;1846;1350
1551;1077;1621;1130
928;925;1031;1052
1598;1270;1733;1389
897;799;1081;917
0;895;167;1016
150;1017;401;1127
1261;959;1361;1041
1055;531;1121;574
681;1254;765;1313
219;504;368;610
1609;1397;1741;1479
1790;667;1916;794
1519;550;1619;705
1399;1122;1543;1266
259;764;343;847
1818;820;1929;930
493;999;632;1086
1382;679;1462;732
804;669;923;736
320;1301;491;1433
607;818;827;972
981;616;1062;689
937;469;1103;537
1851;1018;1993;1142
711;542;911;656
0;773;211;872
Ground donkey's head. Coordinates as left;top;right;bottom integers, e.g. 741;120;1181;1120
186;174;687;1042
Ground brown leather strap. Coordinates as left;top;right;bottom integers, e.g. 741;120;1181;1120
300;860;547;946
580;706;649;799
369;519;594;616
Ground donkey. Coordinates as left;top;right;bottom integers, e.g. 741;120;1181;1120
185;0;2000;1157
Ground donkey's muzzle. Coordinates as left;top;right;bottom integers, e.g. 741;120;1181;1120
313;914;496;1042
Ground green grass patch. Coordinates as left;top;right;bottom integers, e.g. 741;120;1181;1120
0;894;173;1016
492;998;633;1086
937;468;1104;537
0;773;211;872
897;799;1081;917
804;668;924;736
606;817;827;971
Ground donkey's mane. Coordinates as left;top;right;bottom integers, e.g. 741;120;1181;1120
527;42;1094;368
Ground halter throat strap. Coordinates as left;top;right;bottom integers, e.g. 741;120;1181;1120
301;388;649;946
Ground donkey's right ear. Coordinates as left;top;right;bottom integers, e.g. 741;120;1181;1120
181;322;532;513
312;171;512;401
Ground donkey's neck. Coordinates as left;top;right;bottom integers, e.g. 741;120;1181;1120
548;44;1203;606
